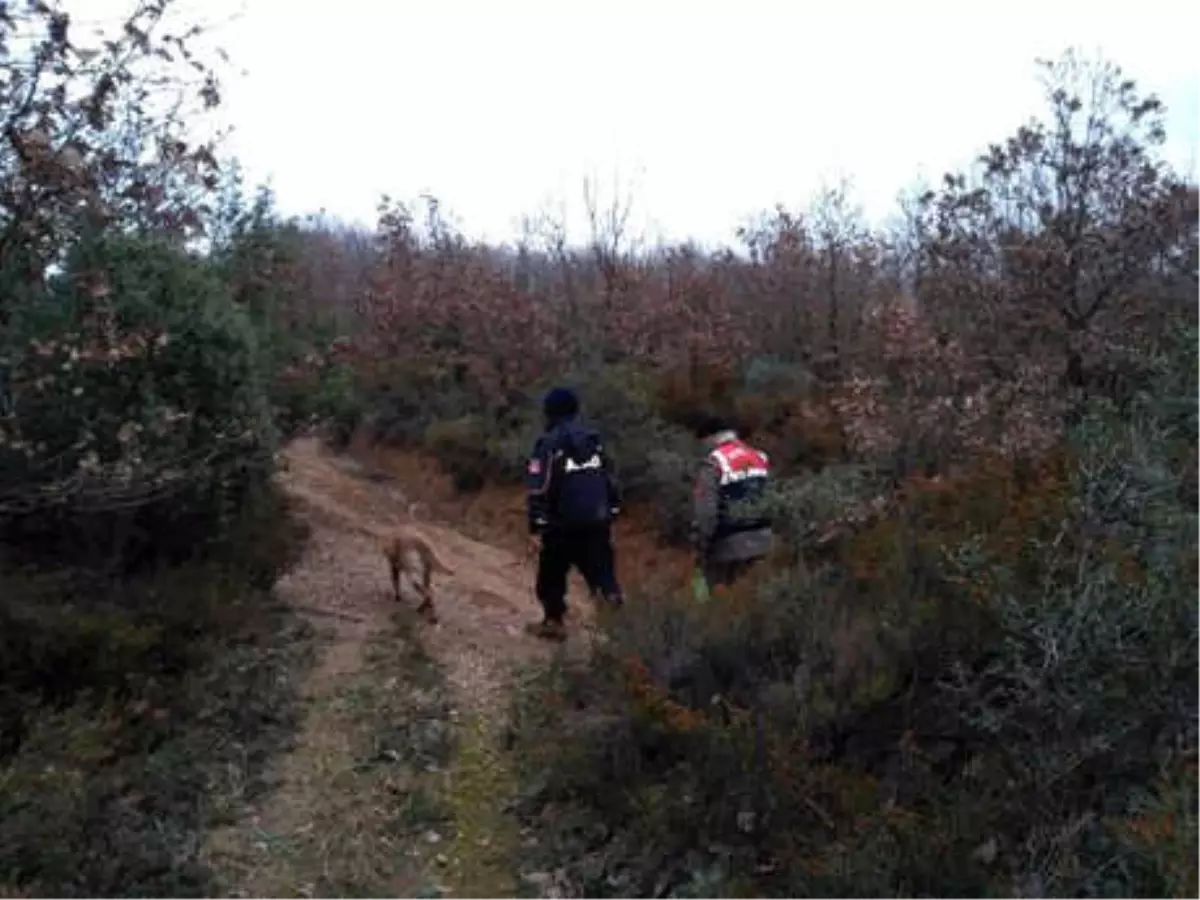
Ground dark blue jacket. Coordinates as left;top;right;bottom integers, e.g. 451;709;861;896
525;416;621;535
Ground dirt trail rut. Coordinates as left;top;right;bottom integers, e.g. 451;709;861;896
207;436;591;897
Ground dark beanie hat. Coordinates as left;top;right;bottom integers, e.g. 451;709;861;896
542;386;580;420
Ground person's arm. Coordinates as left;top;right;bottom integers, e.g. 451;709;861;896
689;460;720;556
525;435;555;535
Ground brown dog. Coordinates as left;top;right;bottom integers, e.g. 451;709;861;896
381;527;455;623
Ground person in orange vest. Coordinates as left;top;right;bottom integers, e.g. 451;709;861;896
689;415;773;592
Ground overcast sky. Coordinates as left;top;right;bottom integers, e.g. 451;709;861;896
71;0;1199;247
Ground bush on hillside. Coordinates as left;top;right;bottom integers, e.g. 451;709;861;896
0;484;313;897
381;362;701;536
424;415;501;493
212;184;367;443
0;234;276;571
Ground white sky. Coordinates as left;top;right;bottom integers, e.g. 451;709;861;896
68;0;1200;247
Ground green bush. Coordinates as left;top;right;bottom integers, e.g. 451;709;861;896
273;357;365;445
357;352;849;548
424;415;494;493
0;483;306;746
371;362;700;532
210;196;368;444
363;356;484;446
0;233;276;570
0;484;314;897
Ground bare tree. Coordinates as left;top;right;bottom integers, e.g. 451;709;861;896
809;179;869;377
0;0;228;303
923;49;1188;388
582;170;636;300
885;177;934;299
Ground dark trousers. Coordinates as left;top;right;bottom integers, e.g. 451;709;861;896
536;524;622;621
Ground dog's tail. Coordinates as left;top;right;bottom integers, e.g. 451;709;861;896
421;537;456;576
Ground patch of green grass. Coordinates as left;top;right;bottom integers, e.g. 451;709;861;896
440;708;524;899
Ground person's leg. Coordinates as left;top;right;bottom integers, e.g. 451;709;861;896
702;557;735;591
577;524;623;607
704;556;760;593
529;531;570;639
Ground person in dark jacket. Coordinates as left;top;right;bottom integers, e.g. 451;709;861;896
690;415;773;591
524;387;624;641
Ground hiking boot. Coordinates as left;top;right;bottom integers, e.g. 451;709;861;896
524;618;567;642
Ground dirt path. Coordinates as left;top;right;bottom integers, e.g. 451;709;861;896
277;434;596;692
205;436;592;897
